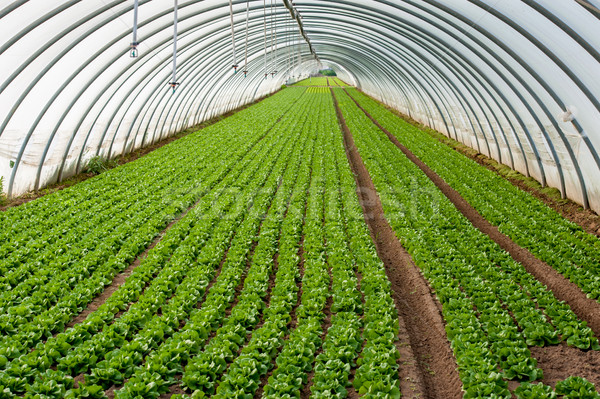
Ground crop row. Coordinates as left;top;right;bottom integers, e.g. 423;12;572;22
0;88;308;396
346;89;600;300
334;88;598;397
176;90;401;398
331;77;349;87
14;89;319;398
0;87;306;363
294;77;329;86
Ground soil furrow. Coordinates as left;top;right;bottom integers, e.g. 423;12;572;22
65;200;200;330
362;96;600;238
332;89;461;399
63;93;302;334
347;91;600;339
300;267;333;399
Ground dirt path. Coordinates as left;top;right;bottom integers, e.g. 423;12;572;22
331;89;462;399
66;198;201;329
353;90;600;237
348;94;600;340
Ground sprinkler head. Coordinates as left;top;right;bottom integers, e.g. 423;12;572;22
129;42;139;58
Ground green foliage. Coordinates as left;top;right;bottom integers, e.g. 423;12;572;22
555;377;600;398
319;69;336;76
515;382;557;398
334;87;600;397
2;84;598;399
0;176;6;206
86;156;118;175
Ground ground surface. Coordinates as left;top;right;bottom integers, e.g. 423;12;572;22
1;83;599;399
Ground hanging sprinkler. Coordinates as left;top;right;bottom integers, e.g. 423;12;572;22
228;0;238;75
263;0;268;79
169;0;179;94
168;81;180;94
130;0;140;57
242;0;249;78
130;42;139;58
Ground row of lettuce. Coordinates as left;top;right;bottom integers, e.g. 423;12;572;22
333;88;599;398
347;89;600;301
1;89;403;398
0;87;306;396
169;92;400;398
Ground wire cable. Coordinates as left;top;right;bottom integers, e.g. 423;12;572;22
228;0;238;72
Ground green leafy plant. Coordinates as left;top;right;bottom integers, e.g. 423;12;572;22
515;382;557;398
555;376;600;398
86;156;118;175
0;176;6;206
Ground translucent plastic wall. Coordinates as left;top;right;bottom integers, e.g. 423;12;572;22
0;0;315;197
1;1;600;214
295;0;600;213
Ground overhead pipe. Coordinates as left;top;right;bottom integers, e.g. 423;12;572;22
281;0;319;62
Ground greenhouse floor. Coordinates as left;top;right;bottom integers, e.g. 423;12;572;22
1;85;599;398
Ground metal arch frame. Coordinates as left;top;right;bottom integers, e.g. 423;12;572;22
96;12;302;173
107;19;275;160
0;0;138;98
72;10;293;177
309;41;449;134
308;0;583;197
301;0;592;206
415;0;595;206
314;50;415;120
0;0;82;57
147;15;299;146
306;16;504;164
575;0;600;19
0;1;28;20
372;0;551;181
0;1;598;210
303;6;531;173
19;4;293;190
4;1;303;194
301;0;551;185
323;52;432;126
306;5;522;170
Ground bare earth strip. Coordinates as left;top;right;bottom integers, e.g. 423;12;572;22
332;89;462;399
348;93;600;337
347;92;600;390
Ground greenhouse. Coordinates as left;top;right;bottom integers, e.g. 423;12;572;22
1;1;600;398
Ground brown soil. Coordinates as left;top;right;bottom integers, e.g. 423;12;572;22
254;243;306;398
157;383;186;399
357;90;600;238
65;196;202;330
530;343;600;389
0;92;277;212
301;263;334;399
332;89;462;399
351;93;600;339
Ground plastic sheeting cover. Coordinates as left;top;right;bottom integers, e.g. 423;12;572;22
1;0;600;213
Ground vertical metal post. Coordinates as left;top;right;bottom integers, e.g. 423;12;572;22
229;0;238;72
169;0;179;92
243;0;249;76
263;0;267;78
130;0;139;57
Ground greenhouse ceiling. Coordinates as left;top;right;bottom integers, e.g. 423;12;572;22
1;0;599;213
